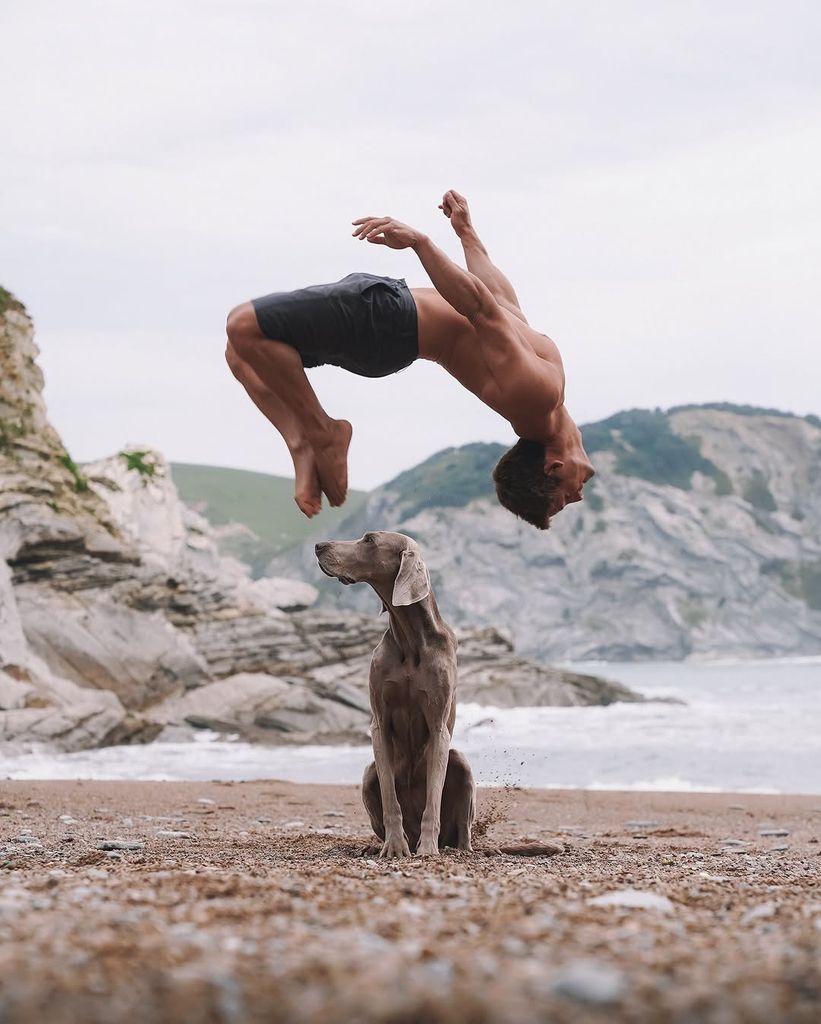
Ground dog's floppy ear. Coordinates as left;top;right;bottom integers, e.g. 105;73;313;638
391;547;431;607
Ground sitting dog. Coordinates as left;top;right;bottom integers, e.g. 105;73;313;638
315;531;475;857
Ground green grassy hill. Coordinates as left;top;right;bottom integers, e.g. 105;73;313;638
170;463;368;572
384;442;507;518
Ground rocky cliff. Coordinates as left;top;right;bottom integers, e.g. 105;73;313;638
0;291;635;752
276;410;821;662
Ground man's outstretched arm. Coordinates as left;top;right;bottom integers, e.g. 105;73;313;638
439;190;527;322
352;215;505;328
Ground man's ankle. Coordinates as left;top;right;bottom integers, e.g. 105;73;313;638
288;436;311;456
308;419;338;447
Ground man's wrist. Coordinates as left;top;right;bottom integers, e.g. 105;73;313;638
458;225;482;247
411;232;430;253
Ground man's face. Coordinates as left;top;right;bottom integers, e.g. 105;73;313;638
546;455;595;516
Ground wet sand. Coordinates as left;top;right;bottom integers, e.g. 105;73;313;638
0;780;819;1022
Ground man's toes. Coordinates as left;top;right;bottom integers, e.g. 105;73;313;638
323;488;344;508
320;479;345;508
294;494;320;518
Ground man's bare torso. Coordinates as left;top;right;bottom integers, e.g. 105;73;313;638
411;287;565;440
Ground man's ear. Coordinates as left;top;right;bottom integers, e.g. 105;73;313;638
544;458;564;477
391;548;431;607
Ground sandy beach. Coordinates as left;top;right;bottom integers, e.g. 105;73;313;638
0;780;819;1022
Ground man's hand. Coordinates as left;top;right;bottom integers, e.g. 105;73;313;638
439;189;473;238
352;216;421;250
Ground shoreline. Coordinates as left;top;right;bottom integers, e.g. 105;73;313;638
1;780;819;1022
0;760;805;795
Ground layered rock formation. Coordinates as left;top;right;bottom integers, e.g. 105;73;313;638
277;409;821;662
0;291;635;752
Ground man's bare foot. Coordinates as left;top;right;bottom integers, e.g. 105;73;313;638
313;419;352;507
292;444;322;518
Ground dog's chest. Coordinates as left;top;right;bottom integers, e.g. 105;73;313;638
372;668;430;708
369;645;454;720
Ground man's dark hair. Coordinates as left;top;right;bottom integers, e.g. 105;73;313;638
492;439;561;530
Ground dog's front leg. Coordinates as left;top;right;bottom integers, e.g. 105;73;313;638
417;724;450;857
371;724;410;858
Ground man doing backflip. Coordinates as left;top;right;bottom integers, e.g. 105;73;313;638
225;191;594;528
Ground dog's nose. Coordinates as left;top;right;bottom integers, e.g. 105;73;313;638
314;542;329;555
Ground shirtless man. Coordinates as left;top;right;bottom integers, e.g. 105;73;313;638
225;190;594;528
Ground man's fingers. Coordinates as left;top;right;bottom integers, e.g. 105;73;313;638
353;217;388;238
366;234;388;245
365;218;391;234
352;216;385;237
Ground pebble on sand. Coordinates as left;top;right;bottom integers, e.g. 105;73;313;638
741;902;778;924
588;889;675;913
97;841;144;852
552;959;626;1005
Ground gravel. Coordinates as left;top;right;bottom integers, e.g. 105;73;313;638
0;780;819;1024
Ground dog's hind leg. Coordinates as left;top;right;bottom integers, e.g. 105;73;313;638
361;761;385;841
440;748;476;851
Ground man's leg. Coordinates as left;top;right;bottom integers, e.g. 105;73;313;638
226;303;352;507
225;342;322;517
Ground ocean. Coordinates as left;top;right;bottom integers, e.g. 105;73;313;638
2;657;819;793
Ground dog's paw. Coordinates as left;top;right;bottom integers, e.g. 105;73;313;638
379;835;411;858
415;837;440;857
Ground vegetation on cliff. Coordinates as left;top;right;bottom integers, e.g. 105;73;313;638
0;286;25;316
386;442;506;518
581;409;728;491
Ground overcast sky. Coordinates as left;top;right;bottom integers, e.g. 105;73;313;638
2;0;820;489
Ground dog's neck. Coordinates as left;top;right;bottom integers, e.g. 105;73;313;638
373;586;448;663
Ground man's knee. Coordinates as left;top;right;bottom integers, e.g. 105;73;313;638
224;339;244;377
225;302;259;349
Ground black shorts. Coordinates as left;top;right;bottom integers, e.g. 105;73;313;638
251;272;418;378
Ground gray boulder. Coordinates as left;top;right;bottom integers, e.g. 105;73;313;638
152;672;369;743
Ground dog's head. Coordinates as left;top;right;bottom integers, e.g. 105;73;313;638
314;531;430;608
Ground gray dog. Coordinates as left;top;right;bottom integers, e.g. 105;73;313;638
315;531;475;857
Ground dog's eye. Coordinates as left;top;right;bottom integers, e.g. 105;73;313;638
363;533;375;543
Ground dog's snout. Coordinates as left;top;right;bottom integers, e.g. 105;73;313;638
314;542;330;556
